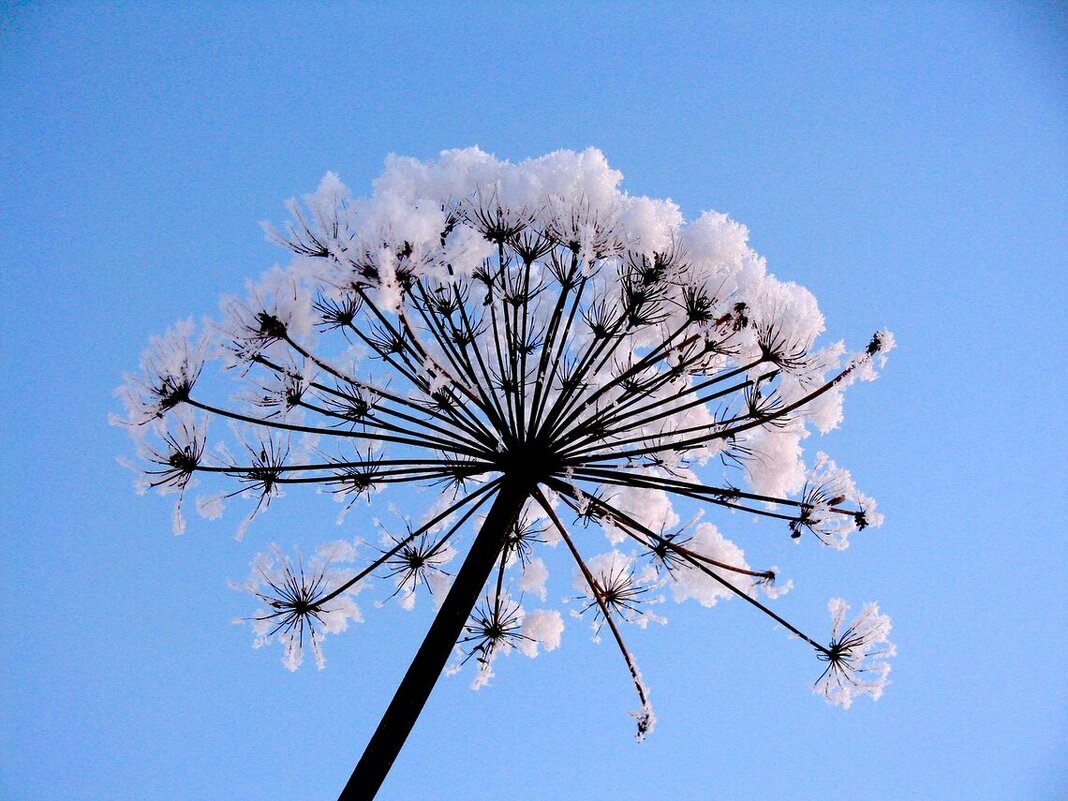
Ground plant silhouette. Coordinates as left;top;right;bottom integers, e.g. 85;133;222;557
117;148;895;800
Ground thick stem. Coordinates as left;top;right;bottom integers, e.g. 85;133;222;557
337;477;530;801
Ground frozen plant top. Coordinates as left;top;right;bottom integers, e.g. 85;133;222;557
116;147;895;734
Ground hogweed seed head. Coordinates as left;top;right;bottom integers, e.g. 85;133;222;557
117;148;894;740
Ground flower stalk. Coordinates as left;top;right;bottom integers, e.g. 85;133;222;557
339;477;531;801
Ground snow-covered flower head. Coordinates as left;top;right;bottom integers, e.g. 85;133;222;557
234;542;363;670
123;407;207;534
815;598;896;708
454;594;563;690
118;148;894;754
115;319;206;426
790;452;882;549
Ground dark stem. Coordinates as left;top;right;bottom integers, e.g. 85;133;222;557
337;476;531;801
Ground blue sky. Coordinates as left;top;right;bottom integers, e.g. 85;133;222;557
2;2;1065;800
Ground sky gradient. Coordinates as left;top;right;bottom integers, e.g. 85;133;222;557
2;3;1066;800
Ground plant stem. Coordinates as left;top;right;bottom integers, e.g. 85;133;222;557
337;477;530;801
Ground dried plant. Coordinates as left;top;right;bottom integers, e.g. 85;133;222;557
116;148;895;800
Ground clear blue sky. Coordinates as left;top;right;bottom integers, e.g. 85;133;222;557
2;2;1065;800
